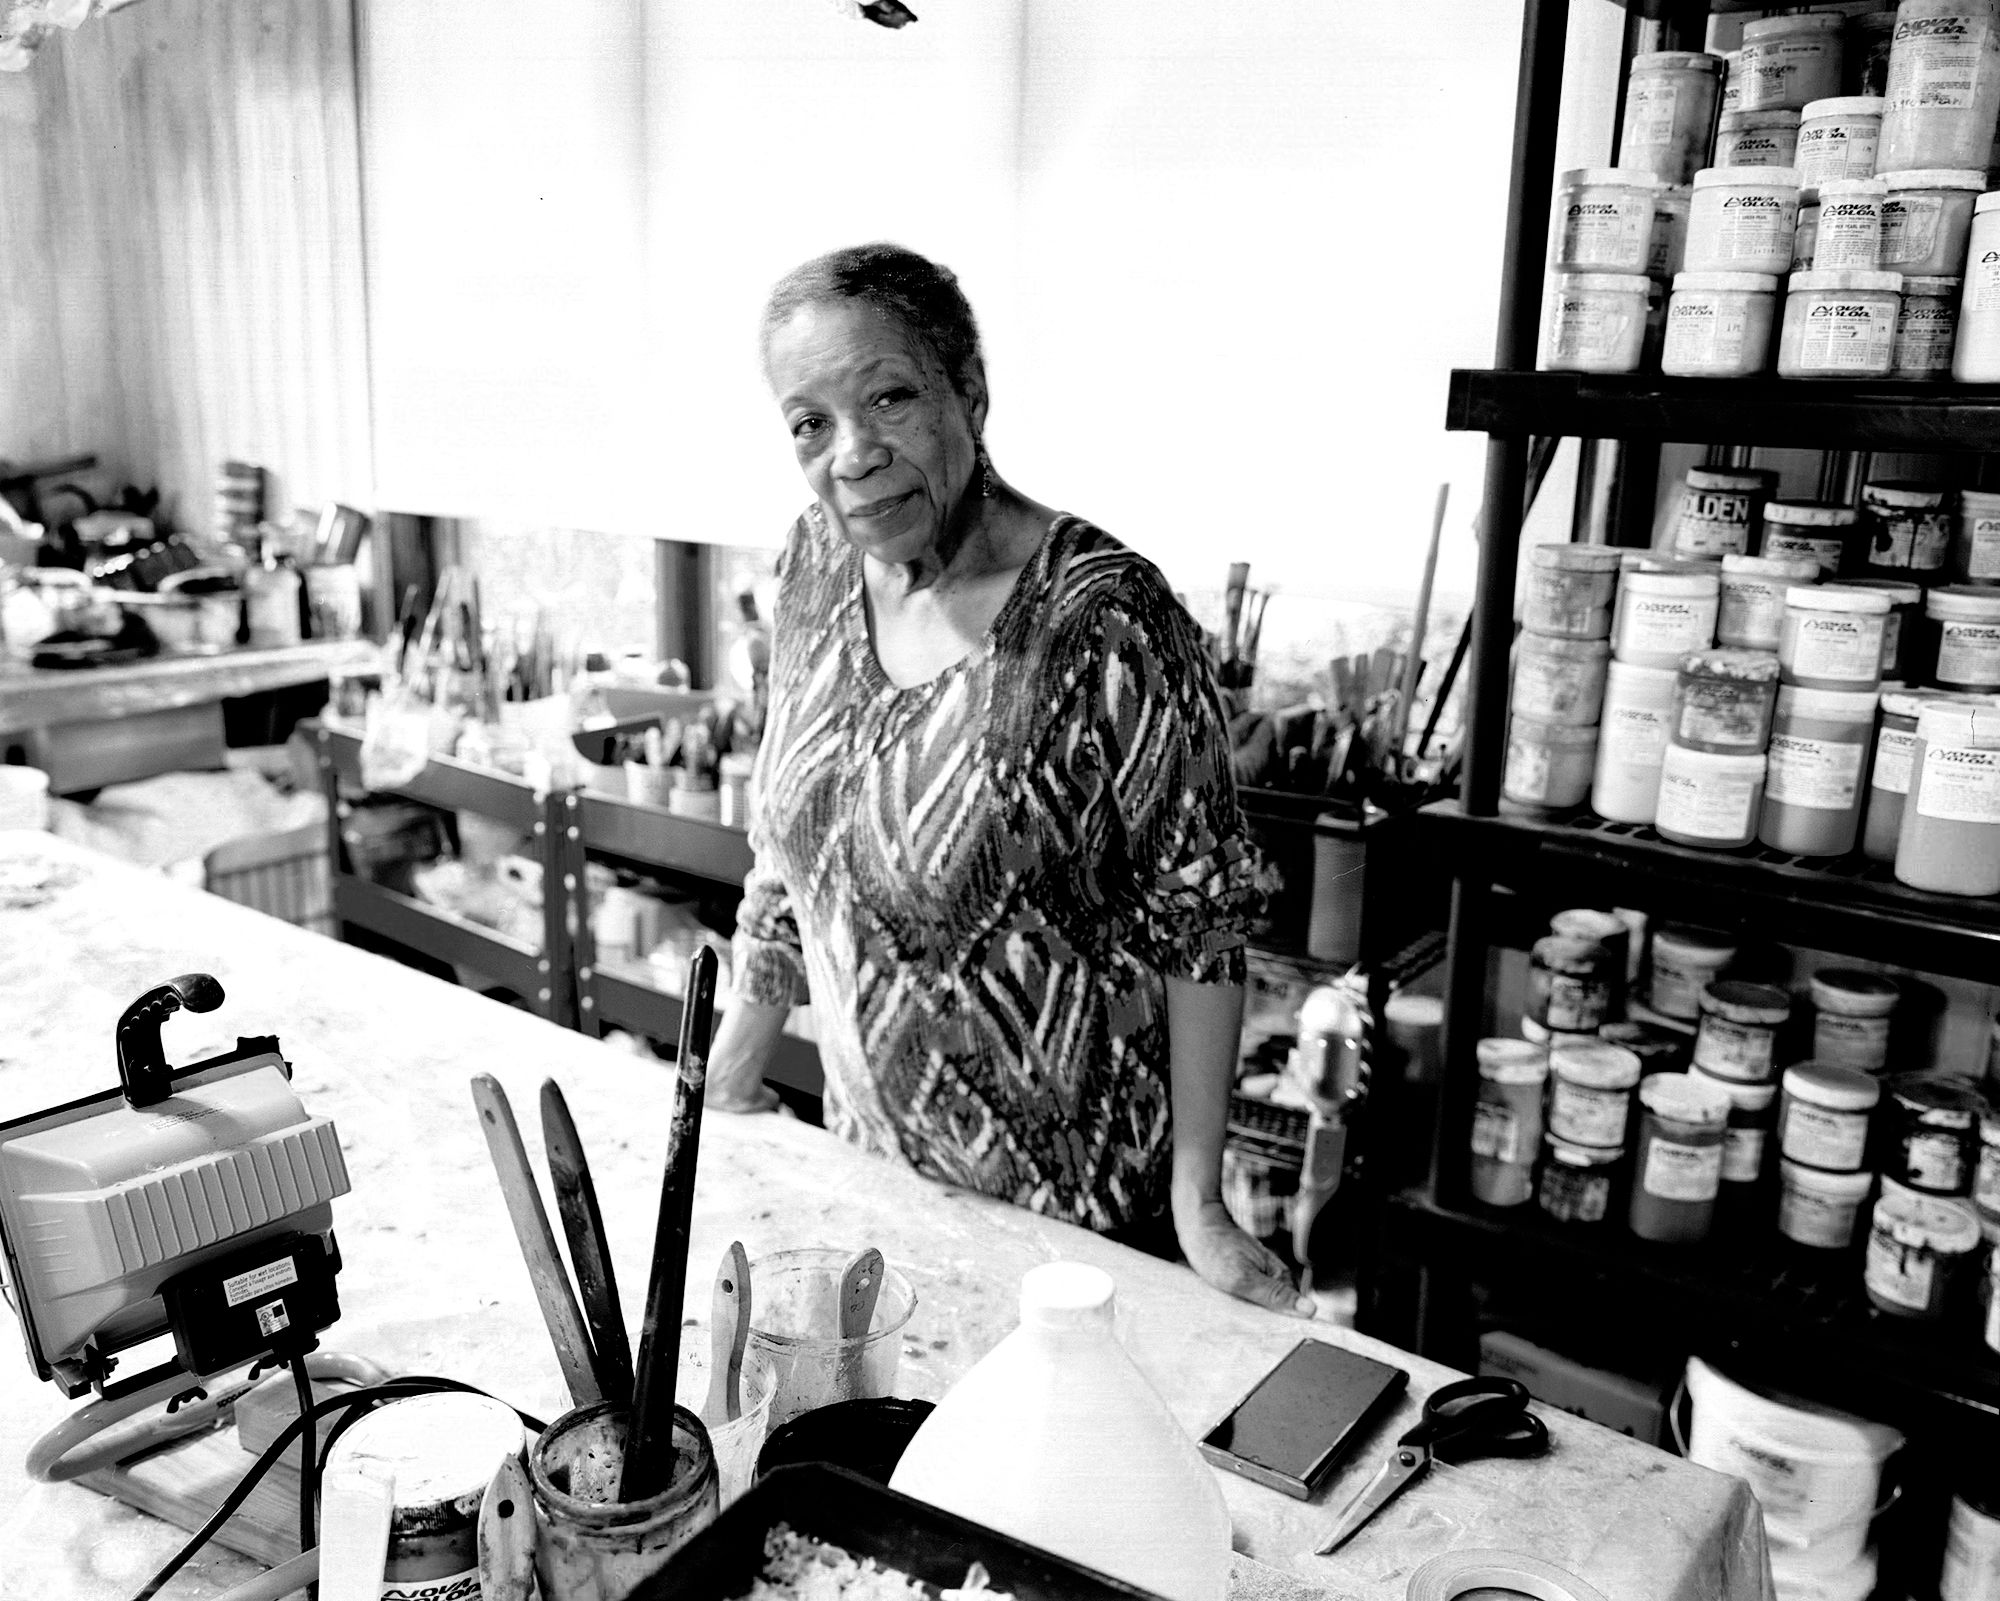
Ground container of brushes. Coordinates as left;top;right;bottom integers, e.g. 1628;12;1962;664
745;1248;917;1428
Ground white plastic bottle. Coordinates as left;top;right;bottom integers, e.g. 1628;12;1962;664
889;1263;1232;1601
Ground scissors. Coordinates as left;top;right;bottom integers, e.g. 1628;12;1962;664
1315;1376;1550;1556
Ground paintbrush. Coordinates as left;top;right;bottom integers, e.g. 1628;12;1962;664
541;1081;635;1407
1391;484;1450;756
1221;562;1250;676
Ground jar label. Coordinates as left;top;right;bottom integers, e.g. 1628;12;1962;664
1472;1101;1523;1164
1719;576;1789;648
1743;36;1836;110
1789;612;1885;681
1535;971;1610;1033
1882;194;1945;266
1538;1164;1611;1224
1695;1014;1777;1079
1674;482;1758;557
1869;507;1954;572
1886;19;1992;115
1797;121;1879;187
1558;194;1652;270
1906;1129;1971;1192
1783;1100;1869;1170
1548;291;1643;368
1601;704;1671;769
1549;1079;1631;1148
1656;761;1760;840
1815;1011;1892;1070
1917;741;2000;824
1623;78;1683;157
1970;515;2000;580
1649;957;1716;1020
1794;295;1897;372
1723;1124;1768;1184
1895;300;1960;374
1969;243;2000;315
1766;732;1866;810
1866;1228;1936;1312
1942;1494;2000;1601
383;1571;481;1601
1814;204;1881;271
1977;1142;2000;1212
1621;594;1719;657
1705;190;1794;261
1778;1180;1860;1248
1642;1136;1723;1202
1504;732;1556;805
1761;530;1844;573
1938;622;2000;686
1874;725;1920;797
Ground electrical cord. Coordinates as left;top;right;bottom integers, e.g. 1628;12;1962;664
289;1356;317;1557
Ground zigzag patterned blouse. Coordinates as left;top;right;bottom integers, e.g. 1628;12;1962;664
734;511;1260;1231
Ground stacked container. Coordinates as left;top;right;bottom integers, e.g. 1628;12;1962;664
1506;544;1623;813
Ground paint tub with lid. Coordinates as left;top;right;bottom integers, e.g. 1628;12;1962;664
1547;1040;1643;1149
1686;166;1803;274
1879;3;2000;174
1941;1490;2000;1601
1472;1038;1549;1207
1662;272;1780;376
1807;177;1887;269
1759;683;1879;856
1930;586;2000;690
1956;192;2000;380
1887;1076;1983;1195
1865;1185;1982;1318
1648;186;1693;280
1879;168;1985;273
1838;581;1927;685
1720;49;1743;116
1776;1159;1875;1249
1720;553;1821;649
1512;631;1610;725
1502;716;1598;813
1525;543;1621;637
1693;979;1791;1083
1740;13;1846;112
1759;500;1859;577
1863;691;1937;860
1528;934;1615;1034
1656;745;1767;848
1780;585;1890;690
1892;273;1964;376
1956;487;2000;586
1601;1018;1693;1077
1548;907;1633;1011
1862;479;1953;583
1629;1073;1733;1243
1777;269;1903;378
1649;925;1738;1020
1779;1062;1881;1173
1976;1101;2000;1214
1694;1067;1779;1187
1667;467;1776;561
1810;969;1901;1071
1794;96;1884;186
1621;53;1729;186
1552;169;1660;273
1535;1134;1622;1225
1613;565;1720;668
1541;272;1651;373
1716;108;1803;170
1671;647;1782;752
1592;659;1679;823
1896;701;2000;893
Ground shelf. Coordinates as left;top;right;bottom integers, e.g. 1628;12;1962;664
574;791;754;886
332;878;551;1009
587;964;823;1098
1446;369;2000;453
316;726;545;833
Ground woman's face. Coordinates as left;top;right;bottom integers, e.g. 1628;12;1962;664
765;298;986;566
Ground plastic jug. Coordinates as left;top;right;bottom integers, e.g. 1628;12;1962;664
888;1262;1231;1601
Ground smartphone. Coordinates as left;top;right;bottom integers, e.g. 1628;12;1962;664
1199;1339;1409;1500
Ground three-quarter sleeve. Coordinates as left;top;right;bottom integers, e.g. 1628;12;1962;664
733;800;810;1007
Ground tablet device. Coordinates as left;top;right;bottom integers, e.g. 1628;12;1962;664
1199;1338;1409;1500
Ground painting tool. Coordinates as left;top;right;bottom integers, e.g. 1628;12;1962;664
476;1455;538;1601
622;945;721;1501
317;1460;397;1601
1222;562;1251;678
540;1080;635;1407
704;1241;752;1426
836;1246;885;1402
1391;482;1450;754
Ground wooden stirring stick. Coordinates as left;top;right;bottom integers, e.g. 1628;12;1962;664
705;1241;752;1426
541;1080;635;1406
476;1456;537;1601
837;1246;884;1402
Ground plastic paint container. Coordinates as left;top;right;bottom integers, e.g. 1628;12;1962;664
1896;701;2000;893
1656;745;1767;848
1542;272;1652;373
1780;585;1890;690
1759;500;1860;578
1810;969;1901;1071
1472;1039;1550;1207
1613;566;1720;668
1739;13;1846;112
1648;926;1738;1020
1930;586;2000;690
1686;166;1803;273
1512;631;1611;725
1662;272;1780;376
1668;467;1776;561
1759;683;1878;856
1863;691;1932;861
1648;186;1693;280
1976;1104;2000;1214
1536;1135;1622;1225
1878;3;2000;174
1600;1018;1693;1077
1622;53;1729;186
1807;177;1887;269
1671;648;1782;752
1956;487;2000;585
1525;542;1622;637
1720;554;1821;650
1628;1073;1733;1243
1502;716;1599;813
1528;934;1615;1034
1720;50;1743;116
1830;577;1925;681
1776;1159;1875;1248
1547;1041;1643;1149
1941;1491;2000;1601
1716;108;1803;170
1777;269;1903;378
1862;479;1954;583
1880;169;1986;273
1956;193;2000;381
1865;1186;1982;1319
1593;660;1680;823
1892;274;1964;377
1548;907;1633;1007
1693;980;1791;1084
1552;169;1660;273
1794;96;1884;186
1779;1063;1881;1173
1693;1069;1778;1186
1887;1077;1983;1196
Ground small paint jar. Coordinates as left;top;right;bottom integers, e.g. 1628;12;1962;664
1693;980;1791;1084
1552;168;1660;274
1880;168;1986;273
1695;1070;1778;1188
1863;691;1933;862
1807;177;1886;270
1974;1105;2000;1216
1647;925;1738;1021
1548;907;1633;1010
1887;1077;1984;1197
1716;108;1802;170
1621;53;1729;186
1667;467;1776;562
1892;274;1964;378
1956;488;2000;587
1941;1490;2000;1601
1512;631;1610;725
1628;1073;1733;1244
1592;660;1679;824
1528;934;1615;1034
1600;1019;1692;1078
1472;1039;1550;1207
1670;648;1782;752
1930;586;2000;691
1896;701;2000;895
1829;577;1925;682
1882;3;2000;172
1738;13;1846;113
1656;745;1767;849
1720;50;1743;117
1779;1062;1881;1173
1524;543;1622;637
1776;269;1903;379
1719;554;1821;650
1776;1159;1875;1249
1780;584;1890;691
1501;716;1599;814
1809;969;1900;1071
1958;193;2000;381
1865;1186;1982;1319
1862;479;1954;584
1662;272;1781;377
1613;566;1720;668
1536;1134;1622;1225
1542;272;1652;373
1759;500;1860;578
1685;166;1803;275
1547;1040;1643;1149
1794;96;1884;187
1758;683;1879;857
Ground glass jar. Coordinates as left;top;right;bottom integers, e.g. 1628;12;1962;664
1547;1040;1644;1149
1621;53;1729;186
1780;584;1891;690
1542;272;1652;373
1528;934;1615;1034
1758;683;1879;856
1648;925;1739;1020
1613;566;1721;668
1661;272;1781;377
1472;1039;1550;1207
1809;968;1901;1071
1896;702;2000;894
1552;168;1661;274
1686;166;1803;274
1512;631;1611;725
1628;1073;1733;1244
1863;690;1932;861
1671;648;1783;752
1892;274;1964;378
1739;13;1847;112
1955;487;2000;586
1593;661;1679;824
1880;168;1987;273
1502;716;1599;814
1524;543;1622;637
1779;1062;1881;1173
1807;177;1887;270
1759;500;1860;577
1693;979;1792;1084
1887;1077;1984;1196
1929;586;2000;690
1864;1185;1982;1319
1862;479;1954;584
1666;466;1776;562
1794;95;1885;186
1720;553;1822;649
1878;2;2000;174
1715;108;1803;169
1777;269;1904;378
1656;745;1768;848
1955;192;2000;381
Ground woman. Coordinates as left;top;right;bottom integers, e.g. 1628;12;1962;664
707;242;1309;1317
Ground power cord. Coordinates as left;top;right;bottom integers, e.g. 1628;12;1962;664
289;1355;317;1556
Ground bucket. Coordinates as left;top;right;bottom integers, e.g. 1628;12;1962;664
0;766;50;830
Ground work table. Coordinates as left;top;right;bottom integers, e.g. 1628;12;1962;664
0;834;1773;1601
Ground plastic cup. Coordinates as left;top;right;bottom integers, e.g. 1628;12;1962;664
746;1247;917;1428
675;1345;778;1506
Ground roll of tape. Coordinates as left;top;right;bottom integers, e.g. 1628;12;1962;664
1406;1550;1610;1601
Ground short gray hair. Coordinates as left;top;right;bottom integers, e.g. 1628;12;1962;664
760;242;984;397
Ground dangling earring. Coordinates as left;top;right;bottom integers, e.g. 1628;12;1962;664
807;501;828;534
976;441;998;500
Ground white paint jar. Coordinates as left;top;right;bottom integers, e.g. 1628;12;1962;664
1547;1040;1643;1149
1878;1;2000;174
1739;13;1846;112
1958;488;2000;585
1720;553;1821;649
1780;584;1891;691
1541;272;1650;373
1880;168;1985;273
1809;177;1887;270
1954;193;2000;381
1655;744;1768;849
1794;95;1885;187
1893;273;1965;376
1777;1159;1875;1248
1524;542;1622;637
1512;630;1610;725
1809;968;1900;1071
1592;659;1679;824
1661;271;1779;376
1779;1063;1880;1174
1686;166;1803;274
1621;52;1729;186
1897;701;2000;895
1693;979;1791;1083
1648;925;1738;1021
1715;108;1802;170
1552;168;1660;273
1930;585;2000;691
1612;566;1720;668
1941;1491;2000;1601
1777;268;1904;378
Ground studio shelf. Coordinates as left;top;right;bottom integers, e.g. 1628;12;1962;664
572;790;754;887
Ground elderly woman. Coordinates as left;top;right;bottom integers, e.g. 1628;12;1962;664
707;242;1308;1317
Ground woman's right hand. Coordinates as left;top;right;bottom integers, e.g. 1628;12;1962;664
703;994;793;1113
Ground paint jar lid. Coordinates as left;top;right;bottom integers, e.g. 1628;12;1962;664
1532;543;1625;573
1551;272;1653;294
1694;165;1802;190
327;1394;526;1529
1680;648;1783;682
1928;586;2000;622
1686;466;1778;492
1742;12;1843;36
1692;1068;1778;1113
1873;1187;1982;1253
1674;272;1781;294
1509;715;1604;748
1787;270;1904;294
1765;500;1858;527
1623;567;1721;597
1780;1158;1875;1200
1817;176;1888;200
1888;1076;1984;1127
1543;1133;1625;1169
1775;684;1880;722
1653;924;1737;959
1831;578;1921;605
1563;167;1665;190
1550;1041;1643;1091
1782;1062;1882;1112
1720;107;1803;129
1809;969;1900;1016
1903;276;1964;295
1549;908;1629;942
1916;702;2000;747
1477;1038;1549;1084
1639;1072;1732;1128
1786;584;1891;614
1724;553;1820;580
1800;96;1884;121
1700;979;1791;1025
1883;168;1987;192
1864;479;1951;508
1523;631;1613;659
1633;51;1726;76
1960;488;2000;513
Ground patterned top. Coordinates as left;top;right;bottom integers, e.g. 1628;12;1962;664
734;511;1260;1231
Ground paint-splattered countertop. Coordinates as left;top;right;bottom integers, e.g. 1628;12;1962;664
0;834;1773;1601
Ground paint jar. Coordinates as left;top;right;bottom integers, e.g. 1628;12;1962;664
1693;980;1791;1084
1628;1073;1733;1244
1716;108;1803;171
1693;1069;1779;1186
1541;272;1652;373
1671;648;1783;752
1942;1490;2000;1601
1776;1159;1876;1249
1656;745;1767;848
1524;543;1622;637
1956;192;2000;380
1613;566;1720;668
1513;631;1610;725
1930;586;2000;690
1976;1104;2000;1215
747;1249;917;1426
1536;1135;1622;1225
1662;272;1781;376
1622;53;1729;185
1648;186;1693;280
1779;1062;1881;1173
1878;2;2000;174
1879;168;1985;273
1667;467;1777;562
1794;96;1885;186
528;1401;720;1601
1721;50;1744;116
1552;169;1661;273
1759;683;1879;856
1548;907;1633;1012
1502;716;1599;813
1830;578;1925;682
1720;554;1821;650
1807;177;1887;269
1865;1185;1982;1319
1740;13;1847;112
1792;191;1822;272
1863;691;1931;860
1472;1039;1549;1207
1887;1077;1983;1195
1547;1040;1643;1149
1685;167;1803;274
1780;585;1890;690
1528;935;1615;1034
1851;11;1899;98
1759;500;1860;578
1956;487;2000;586
1810;969;1901;1071
1648;925;1739;1021
1593;660;1679;823
1896;701;2000;893
1862;479;1954;584
1892;273;1964;376
1601;1018;1693;1077
1776;269;1904;378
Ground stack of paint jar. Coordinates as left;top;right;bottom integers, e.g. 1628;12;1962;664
1501;545;1623;813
